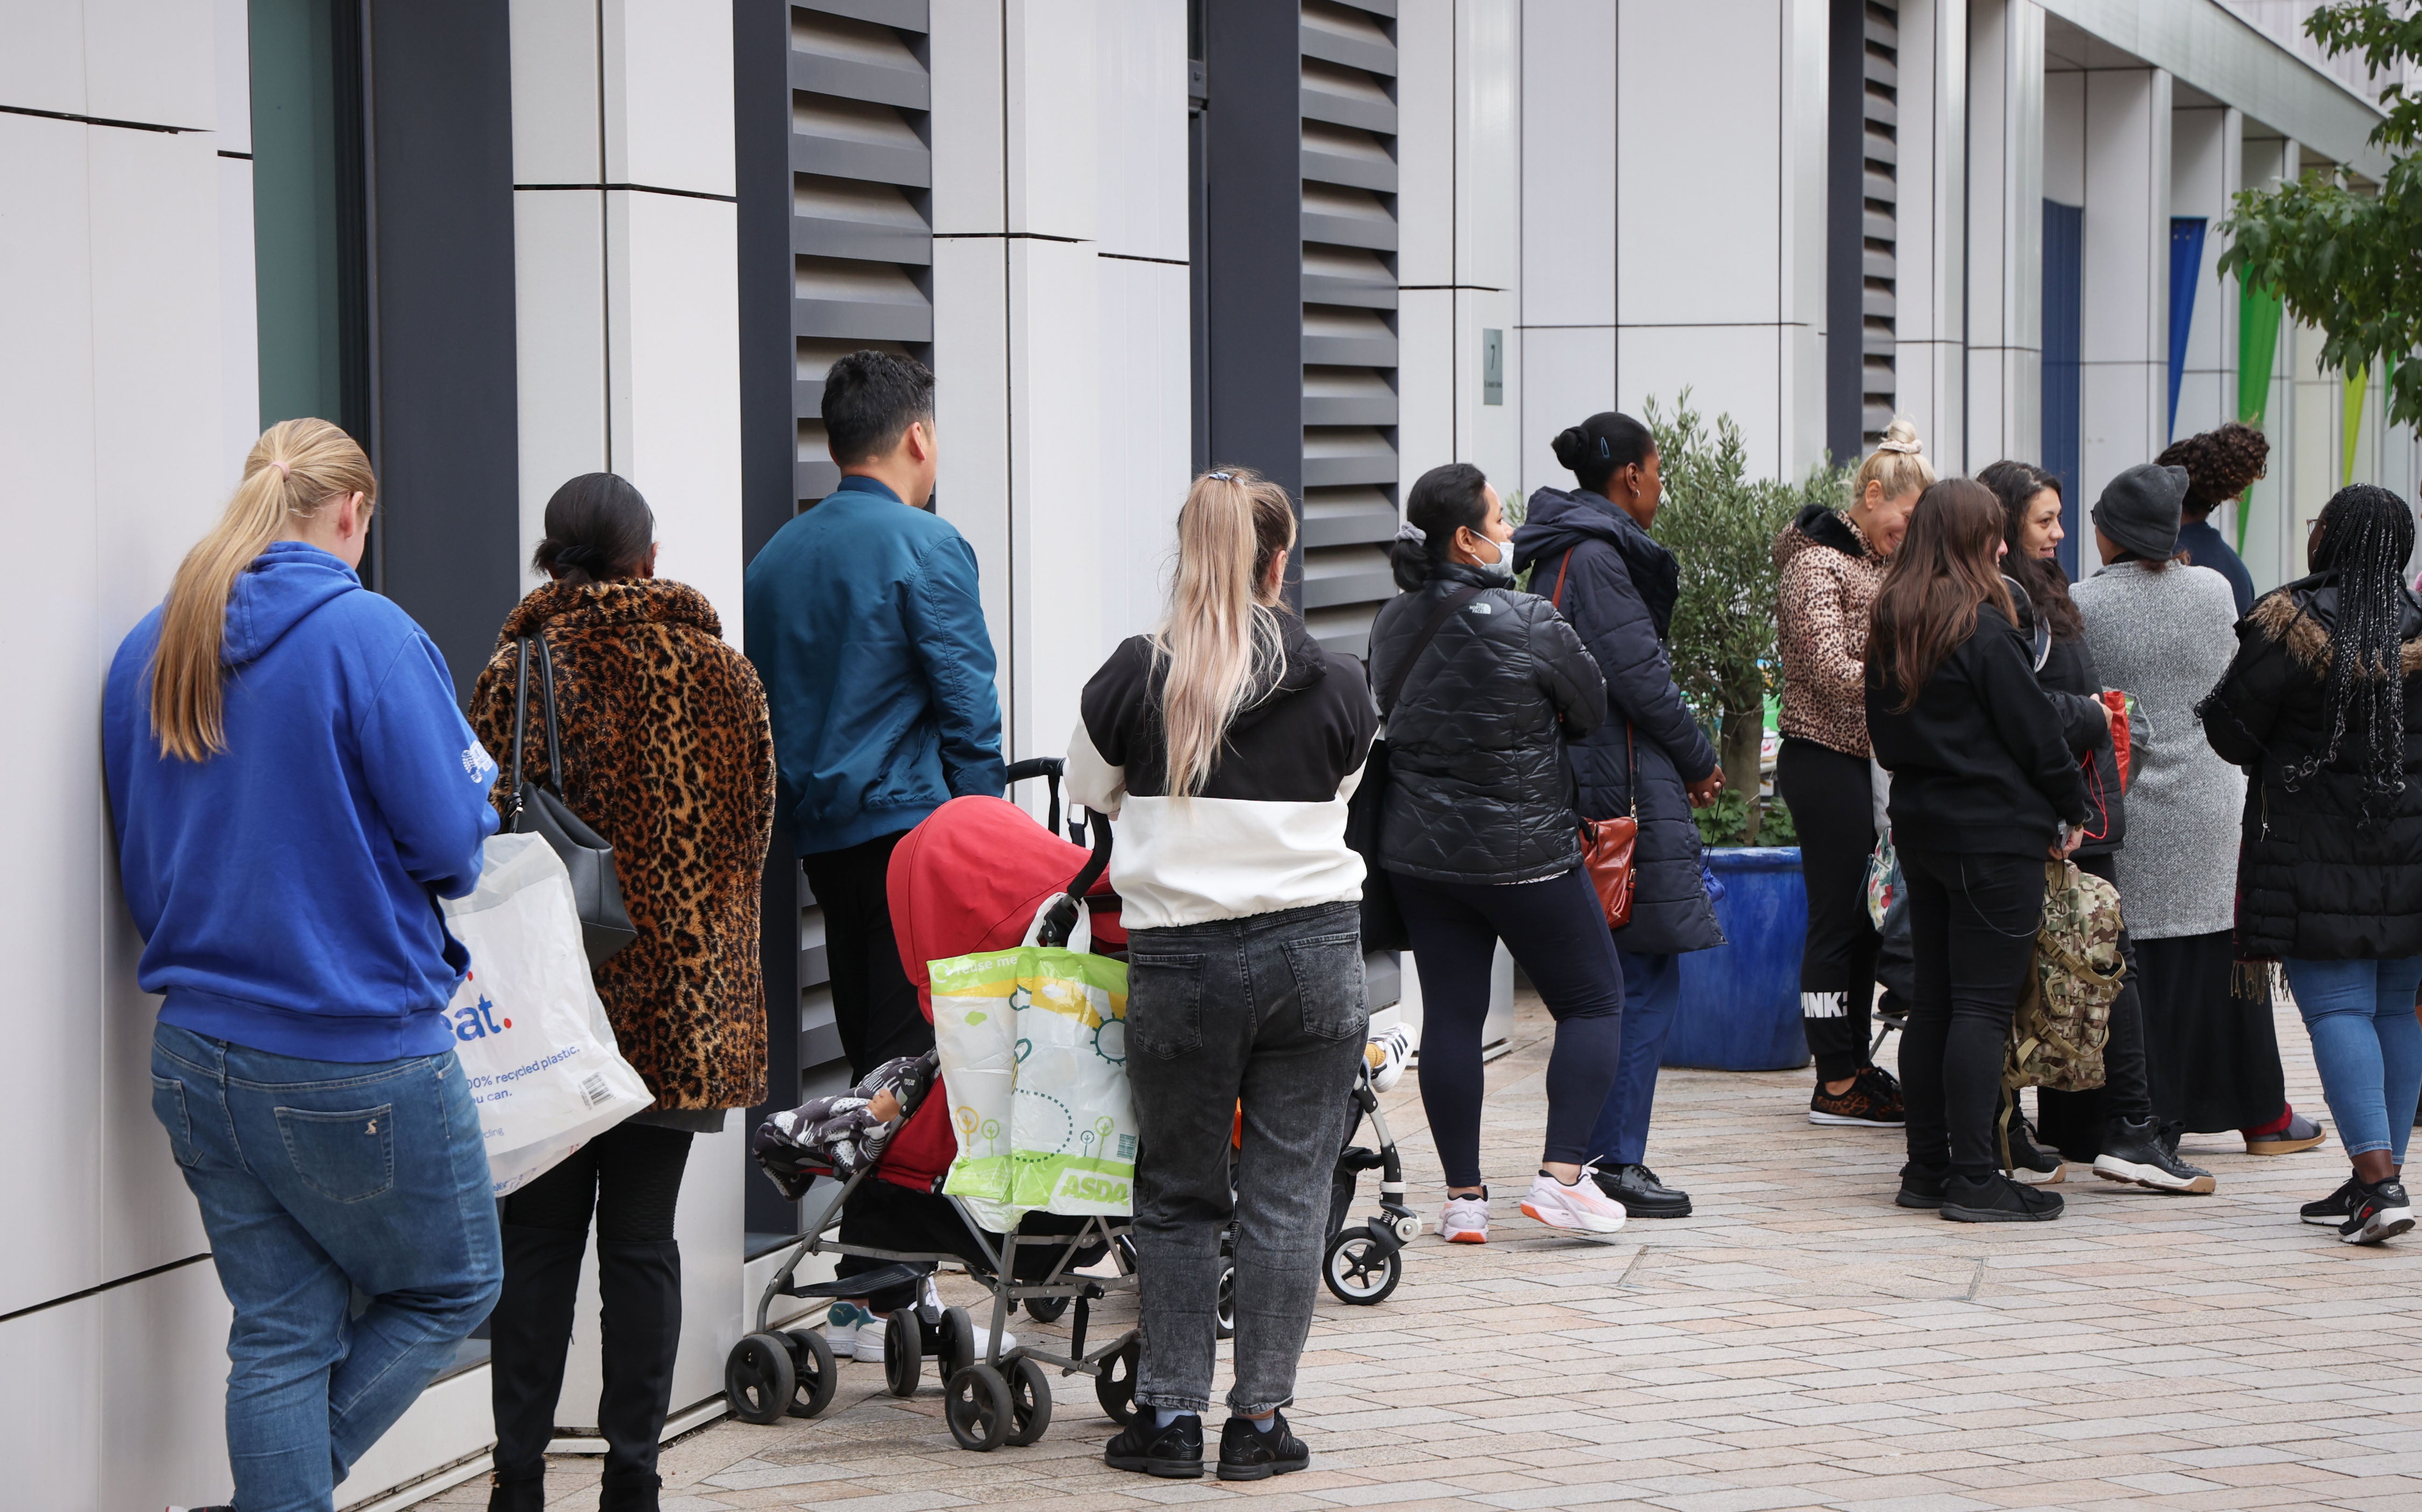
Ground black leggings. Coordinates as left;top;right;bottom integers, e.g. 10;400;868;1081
1776;739;1880;1082
1900;847;2045;1180
1393;865;1625;1189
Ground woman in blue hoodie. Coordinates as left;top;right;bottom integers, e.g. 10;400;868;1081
1510;412;1724;1221
104;419;503;1512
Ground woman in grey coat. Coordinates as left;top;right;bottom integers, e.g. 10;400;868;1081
2073;463;2310;1151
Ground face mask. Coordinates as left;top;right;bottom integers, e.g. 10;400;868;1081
1474;534;1516;583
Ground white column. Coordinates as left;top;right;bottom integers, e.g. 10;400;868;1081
506;0;746;1430
2077;64;2172;508
1890;0;1966;472
1965;0;2043;470
1517;0;1617;493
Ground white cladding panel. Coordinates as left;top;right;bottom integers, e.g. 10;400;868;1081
1618;0;1783;327
1517;0;1614;328
1096;255;1191;647
513;188;613;572
511;0;606;183
607;0;737;196
1094;0;1187;262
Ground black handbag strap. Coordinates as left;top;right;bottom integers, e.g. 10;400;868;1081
1379;586;1483;714
508;636;569;818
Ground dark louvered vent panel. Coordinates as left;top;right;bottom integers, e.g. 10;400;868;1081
1298;0;1398;657
1860;0;1898;442
791;0;933;509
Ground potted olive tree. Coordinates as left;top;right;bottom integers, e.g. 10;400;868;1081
1642;392;1848;1071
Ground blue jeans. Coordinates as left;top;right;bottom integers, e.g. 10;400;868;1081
150;1022;503;1512
1586;950;1681;1167
2282;956;2422;1164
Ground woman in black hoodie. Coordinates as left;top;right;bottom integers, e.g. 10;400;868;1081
1867;478;2091;1223
1509;413;1724;1221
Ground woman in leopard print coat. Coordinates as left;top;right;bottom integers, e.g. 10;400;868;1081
465;474;773;1512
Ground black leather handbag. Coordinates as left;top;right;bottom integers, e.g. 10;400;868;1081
508;636;639;968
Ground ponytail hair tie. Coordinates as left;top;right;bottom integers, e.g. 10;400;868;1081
1393;521;1426;545
1876;438;1923;456
269;458;292;480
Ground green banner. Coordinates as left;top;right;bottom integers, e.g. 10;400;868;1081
2344;366;2369;486
2237;281;2284;543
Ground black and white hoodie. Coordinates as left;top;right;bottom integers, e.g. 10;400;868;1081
1066;612;1378;930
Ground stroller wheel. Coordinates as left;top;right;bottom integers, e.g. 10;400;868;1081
883;1307;926;1398
945;1363;1014;1451
724;1332;795;1425
1214;1263;1237;1341
1004;1356;1054;1446
1093;1337;1140;1425
1322;1228;1403;1305
781;1327;838;1418
938;1304;976;1376
1023;1294;1071;1324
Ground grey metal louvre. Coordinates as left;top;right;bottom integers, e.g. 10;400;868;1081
1297;0;1400;659
1857;0;1897;444
790;0;933;516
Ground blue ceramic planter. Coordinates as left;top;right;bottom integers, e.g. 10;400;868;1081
1661;845;1812;1072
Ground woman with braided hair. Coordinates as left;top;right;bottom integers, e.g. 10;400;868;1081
2200;485;2422;1244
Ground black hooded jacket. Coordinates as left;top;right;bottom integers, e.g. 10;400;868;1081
2197;577;2422;960
2008;580;2124;856
1367;560;1608;884
1510;486;1723;955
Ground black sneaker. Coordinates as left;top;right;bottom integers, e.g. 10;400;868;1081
2093;1115;2217;1194
1942;1171;2065;1223
1591;1162;1693;1218
2001;1116;2067;1185
2339;1177;2416;1246
1857;1063;1904;1109
2303;1175;2364;1227
1106;1412;1204;1477
1217;1410;1310;1481
1895;1163;1946;1210
1810;1072;1905;1127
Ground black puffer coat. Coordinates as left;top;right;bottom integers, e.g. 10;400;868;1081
1511;487;1724;955
1368;561;1608;884
2197;577;2422;960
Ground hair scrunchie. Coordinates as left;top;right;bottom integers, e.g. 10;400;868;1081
1394;521;1426;545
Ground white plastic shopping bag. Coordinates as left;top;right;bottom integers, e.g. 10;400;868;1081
441;832;652;1195
930;895;1135;1230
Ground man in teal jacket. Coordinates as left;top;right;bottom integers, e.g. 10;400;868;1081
746;350;1004;1087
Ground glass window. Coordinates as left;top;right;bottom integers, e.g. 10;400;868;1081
249;0;370;443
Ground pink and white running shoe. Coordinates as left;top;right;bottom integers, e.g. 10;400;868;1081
1520;1171;1628;1235
1439;1191;1489;1243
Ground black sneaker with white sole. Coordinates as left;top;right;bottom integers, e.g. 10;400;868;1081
2338;1177;2415;1246
1942;1171;2065;1223
2000;1115;2066;1185
2302;1175;2364;1227
2093;1115;2216;1194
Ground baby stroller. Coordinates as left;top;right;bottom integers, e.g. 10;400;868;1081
729;759;1142;1452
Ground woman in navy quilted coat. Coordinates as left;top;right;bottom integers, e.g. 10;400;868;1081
1511;412;1725;1220
1370;462;1630;1243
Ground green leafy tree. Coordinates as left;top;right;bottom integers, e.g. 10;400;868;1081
2219;2;2422;423
1644;392;1849;844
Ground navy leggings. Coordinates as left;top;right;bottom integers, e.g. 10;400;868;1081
1392;865;1626;1188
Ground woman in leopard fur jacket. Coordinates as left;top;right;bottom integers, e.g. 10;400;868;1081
1771;418;1930;1126
465;473;773;1512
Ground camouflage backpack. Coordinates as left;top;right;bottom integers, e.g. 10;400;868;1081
2005;859;2124;1098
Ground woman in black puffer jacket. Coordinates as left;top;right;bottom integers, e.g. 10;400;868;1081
1368;463;1628;1242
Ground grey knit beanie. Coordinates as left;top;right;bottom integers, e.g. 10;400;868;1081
2091;463;2190;562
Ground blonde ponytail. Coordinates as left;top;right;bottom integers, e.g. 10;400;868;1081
150;418;378;761
1854;414;1937;503
1153;467;1297;798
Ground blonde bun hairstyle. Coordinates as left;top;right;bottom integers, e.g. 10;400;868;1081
1855;415;1937;503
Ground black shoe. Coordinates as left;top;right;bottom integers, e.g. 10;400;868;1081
2093;1115;2216;1194
486;1476;543;1512
1217;1410;1310;1481
1810;1072;1904;1127
1591;1162;1693;1218
1857;1063;1904;1106
1895;1163;1946;1210
1106;1412;1204;1477
2000;1116;2066;1185
2339;1177;2416;1246
1942;1172;2065;1223
2303;1175;2364;1227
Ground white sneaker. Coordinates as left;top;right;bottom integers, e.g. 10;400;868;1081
855;1314;892;1363
825;1300;877;1360
1521;1172;1628;1235
1364;1024;1417;1092
1439;1191;1489;1243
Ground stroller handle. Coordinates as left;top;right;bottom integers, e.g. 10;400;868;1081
1039;810;1113;947
1004;756;1068;837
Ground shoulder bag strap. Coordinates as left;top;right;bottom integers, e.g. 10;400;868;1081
1550;549;1574;608
535;635;567;795
1380;585;1483;714
508;638;533;822
1548;548;1638;815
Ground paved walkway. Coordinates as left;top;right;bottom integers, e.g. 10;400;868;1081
454;990;2422;1512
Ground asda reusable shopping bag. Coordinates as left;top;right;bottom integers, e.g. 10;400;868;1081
930;894;1134;1231
441;831;653;1195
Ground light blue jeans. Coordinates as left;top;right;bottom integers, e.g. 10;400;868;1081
1585;950;1682;1168
2282;956;2422;1164
150;1022;502;1512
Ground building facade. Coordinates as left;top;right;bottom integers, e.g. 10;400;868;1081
6;1;2411;1507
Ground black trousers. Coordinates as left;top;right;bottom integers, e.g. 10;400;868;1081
1776;739;1880;1082
802;828;935;1080
1900;847;2045;1180
491;1123;693;1502
2032;849;2156;1155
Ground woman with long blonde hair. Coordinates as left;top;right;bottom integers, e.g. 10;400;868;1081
104;419;503;1512
1067;467;1377;1482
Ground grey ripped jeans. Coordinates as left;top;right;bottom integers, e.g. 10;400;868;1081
1126;900;1367;1416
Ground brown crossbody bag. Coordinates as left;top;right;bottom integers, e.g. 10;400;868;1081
1551;550;1639;930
